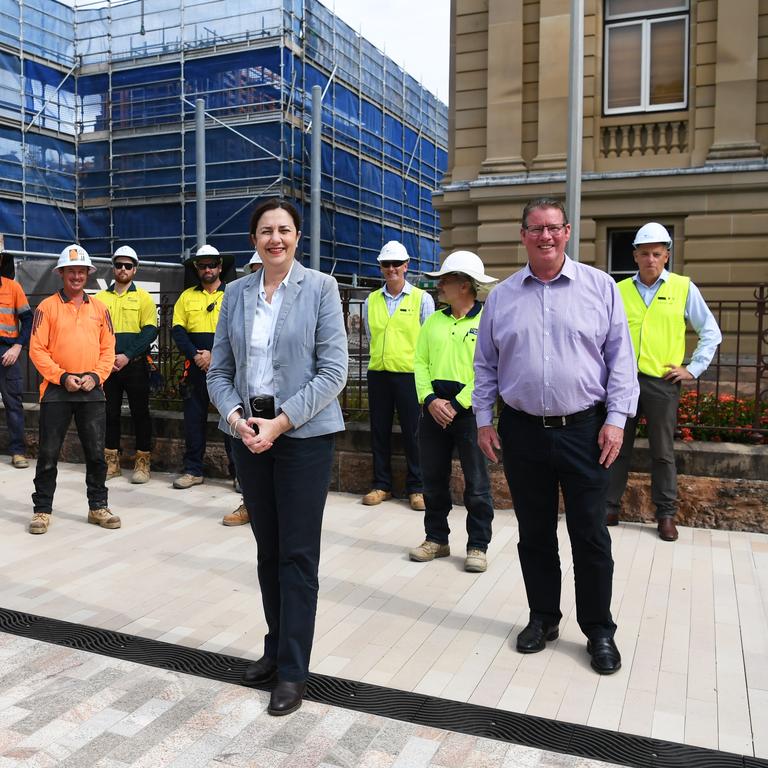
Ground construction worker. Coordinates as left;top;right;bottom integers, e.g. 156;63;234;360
607;222;722;541
409;251;497;572
96;245;158;484
222;250;263;527
0;251;33;468
171;244;230;489
28;244;119;535
361;241;434;510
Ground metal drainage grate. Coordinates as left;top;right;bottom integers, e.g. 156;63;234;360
0;607;764;768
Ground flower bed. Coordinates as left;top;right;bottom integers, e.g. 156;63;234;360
637;390;767;444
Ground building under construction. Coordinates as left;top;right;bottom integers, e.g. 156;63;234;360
0;0;447;276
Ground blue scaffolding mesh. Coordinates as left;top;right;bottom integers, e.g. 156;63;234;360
0;0;447;276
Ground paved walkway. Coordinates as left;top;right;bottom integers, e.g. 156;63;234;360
1;460;767;765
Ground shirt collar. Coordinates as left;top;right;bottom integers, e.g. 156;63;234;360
107;282;137;293
382;279;413;300
441;299;482;318
58;289;90;303
521;254;575;284
194;280;226;293
632;268;669;290
258;261;294;298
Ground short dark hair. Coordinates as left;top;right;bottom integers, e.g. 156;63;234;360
249;198;302;236
522;198;569;229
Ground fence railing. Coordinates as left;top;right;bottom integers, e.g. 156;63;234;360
14;284;768;442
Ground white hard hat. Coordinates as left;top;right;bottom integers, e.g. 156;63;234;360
425;250;497;285
243;251;263;274
633;222;672;249
55;244;95;274
194;244;220;260
376;241;409;262
113;245;139;265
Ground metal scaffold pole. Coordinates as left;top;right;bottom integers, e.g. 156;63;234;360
195;98;207;247
310;84;322;272
566;0;584;262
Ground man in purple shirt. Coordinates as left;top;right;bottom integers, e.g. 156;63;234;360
474;198;638;675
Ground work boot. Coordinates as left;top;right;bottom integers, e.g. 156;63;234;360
104;448;121;480
11;454;29;468
408;540;450;562
409;493;426;511
88;507;121;529
223;503;250;526
29;513;51;535
362;489;391;506
464;549;487;573
173;473;203;489
131;450;151;484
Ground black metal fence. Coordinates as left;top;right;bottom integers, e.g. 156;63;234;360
14;284;768;443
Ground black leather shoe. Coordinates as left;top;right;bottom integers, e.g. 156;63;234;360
516;620;559;654
241;655;277;686
268;680;306;716
658;518;678;541
587;637;622;674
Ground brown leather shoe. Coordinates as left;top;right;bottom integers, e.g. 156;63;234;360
606;512;619;526
658;518;678;541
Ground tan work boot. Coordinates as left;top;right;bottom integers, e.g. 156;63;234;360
11;454;29;468
362;489;392;506
29;512;51;535
408;540;450;562
464;549;488;573
131;450;151;484
104;448;121;480
88;507;121;529
409;493;426;511
173;473;203;489
223;503;250;526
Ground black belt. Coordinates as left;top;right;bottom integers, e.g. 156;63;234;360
249;396;275;419
508;404;604;429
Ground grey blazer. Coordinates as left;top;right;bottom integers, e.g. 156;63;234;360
207;260;348;438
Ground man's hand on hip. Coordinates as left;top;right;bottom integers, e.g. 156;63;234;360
598;424;624;468
663;364;694;384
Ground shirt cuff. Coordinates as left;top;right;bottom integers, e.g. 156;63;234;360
226;405;244;424
423;394;437;408
475;408;494;428
685;363;704;379
605;411;627;429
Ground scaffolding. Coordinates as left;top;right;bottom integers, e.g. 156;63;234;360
0;0;447;276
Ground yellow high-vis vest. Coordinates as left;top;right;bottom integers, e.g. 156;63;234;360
618;272;690;378
367;287;424;372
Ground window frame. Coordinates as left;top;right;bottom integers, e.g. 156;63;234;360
603;4;689;116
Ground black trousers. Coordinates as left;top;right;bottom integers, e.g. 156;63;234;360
419;408;494;551
498;406;616;640
367;370;422;494
104;357;152;452
233;433;335;682
182;365;233;477
32;400;108;513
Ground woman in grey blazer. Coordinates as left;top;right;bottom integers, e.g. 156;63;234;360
207;199;348;716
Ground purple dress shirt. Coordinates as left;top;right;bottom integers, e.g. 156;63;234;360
473;256;638;429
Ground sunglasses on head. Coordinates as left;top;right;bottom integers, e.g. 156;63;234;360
196;261;220;270
380;260;406;269
113;262;134;270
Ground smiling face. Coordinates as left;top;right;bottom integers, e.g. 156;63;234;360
58;265;89;296
251;208;300;273
633;243;670;286
520;205;571;278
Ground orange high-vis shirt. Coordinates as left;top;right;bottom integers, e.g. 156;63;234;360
30;290;116;400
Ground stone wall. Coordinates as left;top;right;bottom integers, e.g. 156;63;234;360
3;404;767;533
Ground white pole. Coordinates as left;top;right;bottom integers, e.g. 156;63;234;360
566;0;584;262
